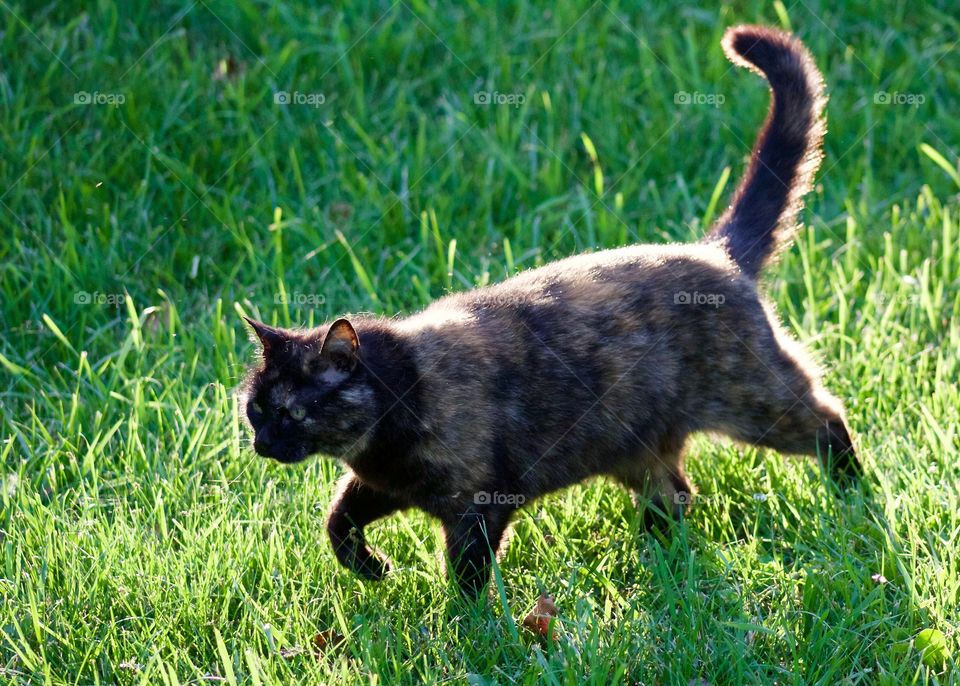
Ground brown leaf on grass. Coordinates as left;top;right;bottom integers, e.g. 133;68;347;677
521;594;557;638
312;629;345;655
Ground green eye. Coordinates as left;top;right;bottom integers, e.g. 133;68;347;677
290;406;306;421
250;402;263;414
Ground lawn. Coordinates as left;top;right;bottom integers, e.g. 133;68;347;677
1;0;958;683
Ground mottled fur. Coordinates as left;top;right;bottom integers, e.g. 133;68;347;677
240;26;861;599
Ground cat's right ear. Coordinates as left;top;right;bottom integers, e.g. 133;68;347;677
243;316;285;357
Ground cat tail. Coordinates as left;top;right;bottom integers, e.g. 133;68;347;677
706;25;827;278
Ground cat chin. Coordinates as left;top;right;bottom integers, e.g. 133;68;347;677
267;440;354;465
272;454;310;465
262;445;313;464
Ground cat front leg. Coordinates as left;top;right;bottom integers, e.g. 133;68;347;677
327;473;405;581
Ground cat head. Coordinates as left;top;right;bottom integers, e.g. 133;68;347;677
239;317;378;464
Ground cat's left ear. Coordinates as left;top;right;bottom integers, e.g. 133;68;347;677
243;316;286;357
320;318;360;373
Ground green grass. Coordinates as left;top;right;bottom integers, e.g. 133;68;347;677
1;0;958;683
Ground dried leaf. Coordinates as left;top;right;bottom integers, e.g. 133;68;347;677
871;573;888;585
312;629;345;654
521;594;557;638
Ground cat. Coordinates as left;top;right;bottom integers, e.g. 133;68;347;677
240;25;861;598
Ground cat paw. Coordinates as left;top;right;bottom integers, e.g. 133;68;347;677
352;548;392;581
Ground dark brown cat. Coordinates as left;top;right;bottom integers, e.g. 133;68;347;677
240;26;861;598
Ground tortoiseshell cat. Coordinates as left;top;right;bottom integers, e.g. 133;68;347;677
241;26;861;598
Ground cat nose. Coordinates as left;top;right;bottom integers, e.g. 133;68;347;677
253;429;272;456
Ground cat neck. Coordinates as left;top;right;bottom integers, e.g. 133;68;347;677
346;321;428;494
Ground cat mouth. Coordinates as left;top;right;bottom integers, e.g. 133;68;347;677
272;452;309;464
256;443;312;464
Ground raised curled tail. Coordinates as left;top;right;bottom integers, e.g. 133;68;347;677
707;26;827;278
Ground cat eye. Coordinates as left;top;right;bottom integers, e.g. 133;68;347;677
249;402;263;414
290;406;306;421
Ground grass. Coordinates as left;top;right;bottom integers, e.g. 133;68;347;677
0;0;958;683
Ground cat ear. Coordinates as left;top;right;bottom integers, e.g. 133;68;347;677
320;318;360;372
243;316;286;357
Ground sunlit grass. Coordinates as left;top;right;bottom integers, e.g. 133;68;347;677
1;0;958;683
